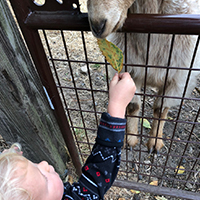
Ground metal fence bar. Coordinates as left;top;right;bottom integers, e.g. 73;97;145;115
80;31;99;129
50;58;200;71
183;107;200;191
170;35;200;187
62;30;93;156
25;12;200;34
59;30;84;162
41;29;86;161
146;34;175;184
139;33;151;182
113;179;200;200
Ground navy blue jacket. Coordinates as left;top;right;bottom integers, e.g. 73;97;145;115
62;112;126;200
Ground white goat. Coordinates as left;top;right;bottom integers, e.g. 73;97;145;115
87;0;200;153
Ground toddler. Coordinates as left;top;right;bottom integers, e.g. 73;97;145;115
0;72;136;200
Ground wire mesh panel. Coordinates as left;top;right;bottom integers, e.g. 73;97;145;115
9;0;200;199
40;29;109;161
40;29;200;198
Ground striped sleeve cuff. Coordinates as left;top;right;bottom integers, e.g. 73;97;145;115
96;112;126;147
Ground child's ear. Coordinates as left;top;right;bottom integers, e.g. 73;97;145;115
13;143;23;155
14;147;23;155
2;143;23;155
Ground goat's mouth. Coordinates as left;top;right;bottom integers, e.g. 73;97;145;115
89;18;122;39
89;19;107;38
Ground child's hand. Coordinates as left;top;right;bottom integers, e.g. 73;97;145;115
107;72;136;118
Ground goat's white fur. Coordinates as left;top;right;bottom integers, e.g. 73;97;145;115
87;0;200;152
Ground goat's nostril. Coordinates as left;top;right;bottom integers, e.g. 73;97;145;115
90;19;107;37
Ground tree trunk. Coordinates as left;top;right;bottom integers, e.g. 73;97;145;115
0;0;67;175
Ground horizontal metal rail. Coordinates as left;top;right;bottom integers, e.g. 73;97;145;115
113;180;200;200
25;12;200;34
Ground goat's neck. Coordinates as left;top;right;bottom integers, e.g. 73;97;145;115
129;0;163;14
129;0;197;14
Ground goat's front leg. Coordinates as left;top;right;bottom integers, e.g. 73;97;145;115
125;95;141;148
146;107;169;153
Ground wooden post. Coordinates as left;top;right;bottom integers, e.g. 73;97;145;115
0;0;67;175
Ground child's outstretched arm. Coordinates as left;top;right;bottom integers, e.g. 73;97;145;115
62;73;136;200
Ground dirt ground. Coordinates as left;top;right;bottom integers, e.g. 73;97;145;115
2;0;200;199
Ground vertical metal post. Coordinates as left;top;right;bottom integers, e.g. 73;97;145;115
9;0;82;176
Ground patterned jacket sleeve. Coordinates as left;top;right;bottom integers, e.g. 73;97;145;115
62;112;126;200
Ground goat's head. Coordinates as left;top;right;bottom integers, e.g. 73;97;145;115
87;0;135;38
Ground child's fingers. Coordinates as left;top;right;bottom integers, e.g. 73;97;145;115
118;72;131;80
111;72;131;83
110;73;119;85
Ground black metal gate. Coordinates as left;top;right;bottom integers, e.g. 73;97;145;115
9;0;200;199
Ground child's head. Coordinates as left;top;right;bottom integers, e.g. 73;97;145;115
0;143;64;200
0;143;30;199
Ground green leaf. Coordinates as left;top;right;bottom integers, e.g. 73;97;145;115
140;118;151;129
97;38;123;73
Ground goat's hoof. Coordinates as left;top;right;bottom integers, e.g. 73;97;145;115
146;138;164;154
148;147;154;154
148;147;160;155
127;135;138;148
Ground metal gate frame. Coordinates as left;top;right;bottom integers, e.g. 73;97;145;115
8;0;200;199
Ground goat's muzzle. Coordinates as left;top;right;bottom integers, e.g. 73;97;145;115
89;19;107;38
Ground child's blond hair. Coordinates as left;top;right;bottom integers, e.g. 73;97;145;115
0;143;32;200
